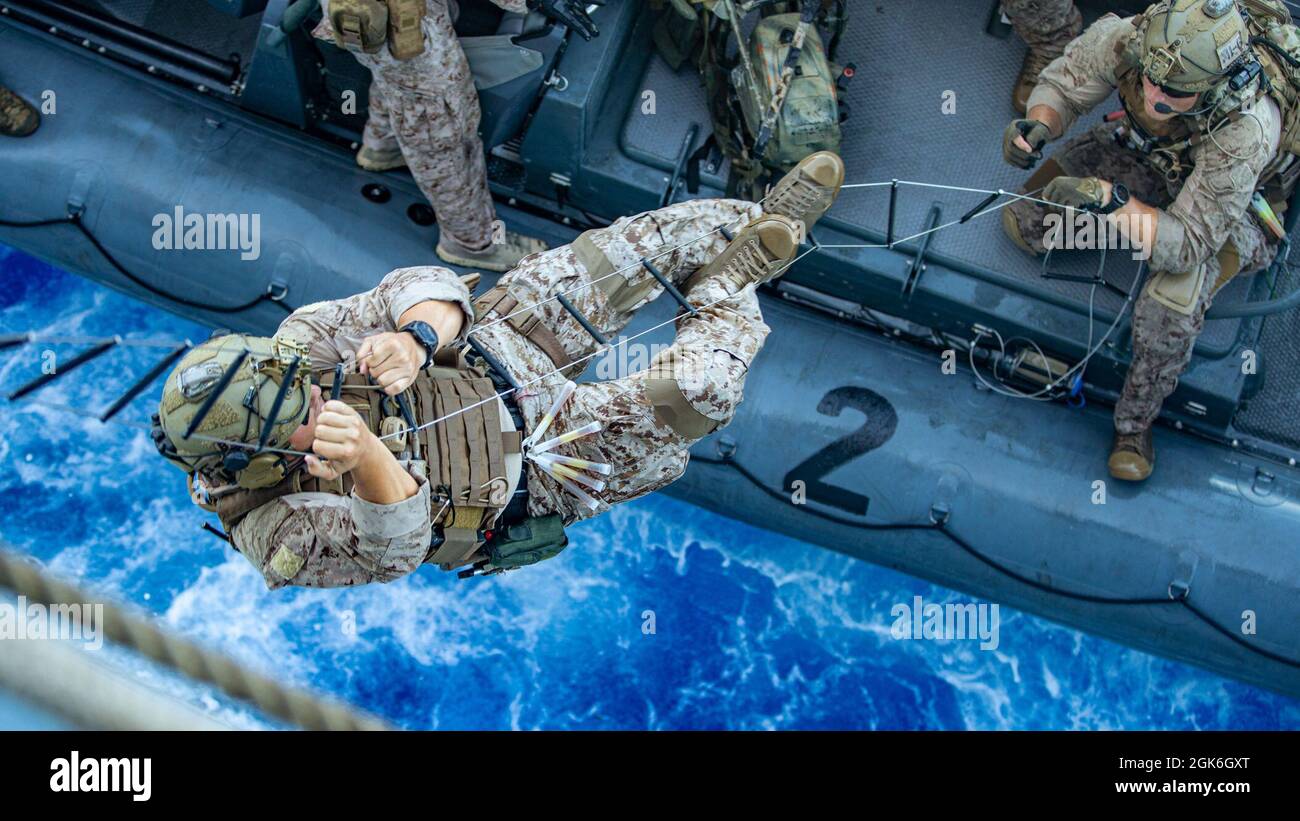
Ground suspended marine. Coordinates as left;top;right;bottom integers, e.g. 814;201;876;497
152;153;846;587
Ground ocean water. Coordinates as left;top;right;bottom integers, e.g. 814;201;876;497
1;243;1297;730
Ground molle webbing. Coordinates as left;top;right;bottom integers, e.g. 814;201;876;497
473;286;576;371
214;366;521;567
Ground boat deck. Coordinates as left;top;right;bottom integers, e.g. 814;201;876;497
622;0;1299;456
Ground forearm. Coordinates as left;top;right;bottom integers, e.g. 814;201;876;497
398;299;465;352
1027;104;1065;140
351;434;420;505
233;486;432;589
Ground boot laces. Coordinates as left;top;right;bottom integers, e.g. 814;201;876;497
722;238;776;284
771;174;825;216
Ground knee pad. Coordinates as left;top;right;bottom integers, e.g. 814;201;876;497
645;349;747;439
1146;264;1209;316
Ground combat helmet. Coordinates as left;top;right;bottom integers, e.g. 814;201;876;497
153;333;313;490
1139;0;1258;102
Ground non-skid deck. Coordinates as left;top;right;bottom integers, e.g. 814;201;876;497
623;0;1297;449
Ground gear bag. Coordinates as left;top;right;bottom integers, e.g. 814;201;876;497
651;0;848;197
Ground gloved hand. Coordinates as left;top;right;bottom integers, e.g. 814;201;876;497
528;0;604;41
1042;176;1107;211
1002;119;1052;169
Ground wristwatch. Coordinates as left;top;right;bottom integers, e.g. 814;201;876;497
399;320;440;370
1096;182;1129;215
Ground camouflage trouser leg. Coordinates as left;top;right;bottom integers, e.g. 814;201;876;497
1004;123;1172;254
1002;0;1082;49
1114;219;1276;434
361;78;400;154
472;199;768;523
317;0;495;249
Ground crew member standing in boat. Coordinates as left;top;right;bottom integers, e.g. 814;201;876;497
313;0;598;272
0;80;39;137
1003;0;1084;114
999;0;1293;481
151;154;845;588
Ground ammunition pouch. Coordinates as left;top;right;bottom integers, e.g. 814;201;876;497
330;0;427;60
386;0;427;61
331;0;389;53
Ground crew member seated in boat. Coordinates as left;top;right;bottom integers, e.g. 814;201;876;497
1000;0;1294;481
0;80;39;137
151;153;846;588
313;0;598;273
1003;0;1084;115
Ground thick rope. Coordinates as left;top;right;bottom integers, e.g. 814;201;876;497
0;546;391;731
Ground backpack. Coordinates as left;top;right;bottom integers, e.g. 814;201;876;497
652;0;850;198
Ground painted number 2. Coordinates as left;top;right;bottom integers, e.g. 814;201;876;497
783;387;898;515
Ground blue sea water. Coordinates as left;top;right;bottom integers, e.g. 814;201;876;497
1;243;1297;730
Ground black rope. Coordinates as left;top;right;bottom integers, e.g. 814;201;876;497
1;212;295;315
692;453;1300;670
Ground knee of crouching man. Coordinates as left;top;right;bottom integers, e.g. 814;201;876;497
646;349;747;440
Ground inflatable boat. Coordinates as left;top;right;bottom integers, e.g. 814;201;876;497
1;0;1297;698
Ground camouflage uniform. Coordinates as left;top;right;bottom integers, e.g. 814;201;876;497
1004;14;1282;434
1002;0;1083;53
314;0;528;250
230;198;766;588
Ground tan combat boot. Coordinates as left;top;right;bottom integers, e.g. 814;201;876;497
685;214;801;294
765;151;846;232
0;84;39;138
356;144;407;172
437;229;548;273
1108;428;1155;482
1002;207;1043;256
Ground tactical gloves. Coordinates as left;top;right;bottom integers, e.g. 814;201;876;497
1002;119;1052;169
1042;176;1107;211
528;0;604;41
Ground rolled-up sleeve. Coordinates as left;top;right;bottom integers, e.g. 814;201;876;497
275;266;476;369
1027;14;1133;135
1149;99;1281;274
230;461;434;589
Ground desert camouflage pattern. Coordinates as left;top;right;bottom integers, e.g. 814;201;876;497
1006;12;1284;435
473;198;767;524
315;0;528;250
229;266;478;589
1002;0;1082;50
1114;219;1272;435
229;199;768;588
